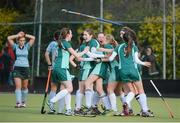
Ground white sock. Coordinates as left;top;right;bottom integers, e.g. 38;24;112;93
102;96;111;110
65;93;71;110
85;89;93;108
58;97;65;113
50;89;68;103
75;91;84;110
120;93;126;104
139;93;148;112
109;93;117;111
92;91;100;107
21;89;28;103
125;92;135;108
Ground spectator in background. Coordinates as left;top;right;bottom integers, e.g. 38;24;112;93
5;42;15;85
0;42;15;86
141;46;161;79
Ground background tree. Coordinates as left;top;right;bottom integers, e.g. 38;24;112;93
0;9;19;51
138;7;180;79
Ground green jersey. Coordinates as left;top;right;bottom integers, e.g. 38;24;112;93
114;42;138;70
53;39;72;69
103;44;118;69
78;43;87;68
81;38;100;69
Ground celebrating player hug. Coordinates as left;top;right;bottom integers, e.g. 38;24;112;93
41;26;155;117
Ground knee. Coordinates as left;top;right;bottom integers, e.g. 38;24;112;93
67;86;73;93
79;87;85;93
107;88;113;95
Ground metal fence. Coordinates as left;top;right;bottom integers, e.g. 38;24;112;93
0;0;179;84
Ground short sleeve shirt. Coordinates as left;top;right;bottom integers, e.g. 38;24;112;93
13;42;30;67
53;40;72;69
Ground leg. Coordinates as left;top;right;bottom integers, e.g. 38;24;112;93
84;74;99;108
133;81;148;112
57;84;65;114
14;77;22;108
21;79;29;107
48;82;57;113
107;82;118;112
75;81;84;110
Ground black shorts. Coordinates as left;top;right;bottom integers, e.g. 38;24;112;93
13;66;30;80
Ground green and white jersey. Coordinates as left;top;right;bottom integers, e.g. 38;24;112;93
103;44;118;69
114;42;138;70
78;43;87;68
81;38;100;69
53;39;72;69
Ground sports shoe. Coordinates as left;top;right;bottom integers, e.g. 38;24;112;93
64;109;74;116
142;111;154;117
102;110;120;116
122;103;129;115
92;107;102;115
74;108;84;116
46;101;56;113
101;109;111;115
113;111;121;116
57;112;64;115
47;110;56;114
136;109;154;116
83;108;96;117
20;102;26;108
129;109;134;116
15;103;21;108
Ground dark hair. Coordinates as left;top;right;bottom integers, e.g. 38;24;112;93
121;27;136;57
79;33;84;45
146;45;153;54
58;27;71;48
53;30;61;41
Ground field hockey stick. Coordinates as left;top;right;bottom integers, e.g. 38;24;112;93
150;80;174;118
61;9;123;26
41;69;51;114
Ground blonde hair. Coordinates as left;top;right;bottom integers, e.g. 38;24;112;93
105;34;118;46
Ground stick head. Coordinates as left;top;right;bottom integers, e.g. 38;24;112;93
61;9;68;13
41;110;46;114
41;107;46;114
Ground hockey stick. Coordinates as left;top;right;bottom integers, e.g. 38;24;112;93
150;80;174;118
41;70;51;114
61;9;123;26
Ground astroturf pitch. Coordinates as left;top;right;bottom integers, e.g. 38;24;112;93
0;93;180;122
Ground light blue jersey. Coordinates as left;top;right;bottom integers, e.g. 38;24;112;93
46;41;58;67
13;42;30;67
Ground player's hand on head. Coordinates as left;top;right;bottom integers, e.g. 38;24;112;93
18;31;25;37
